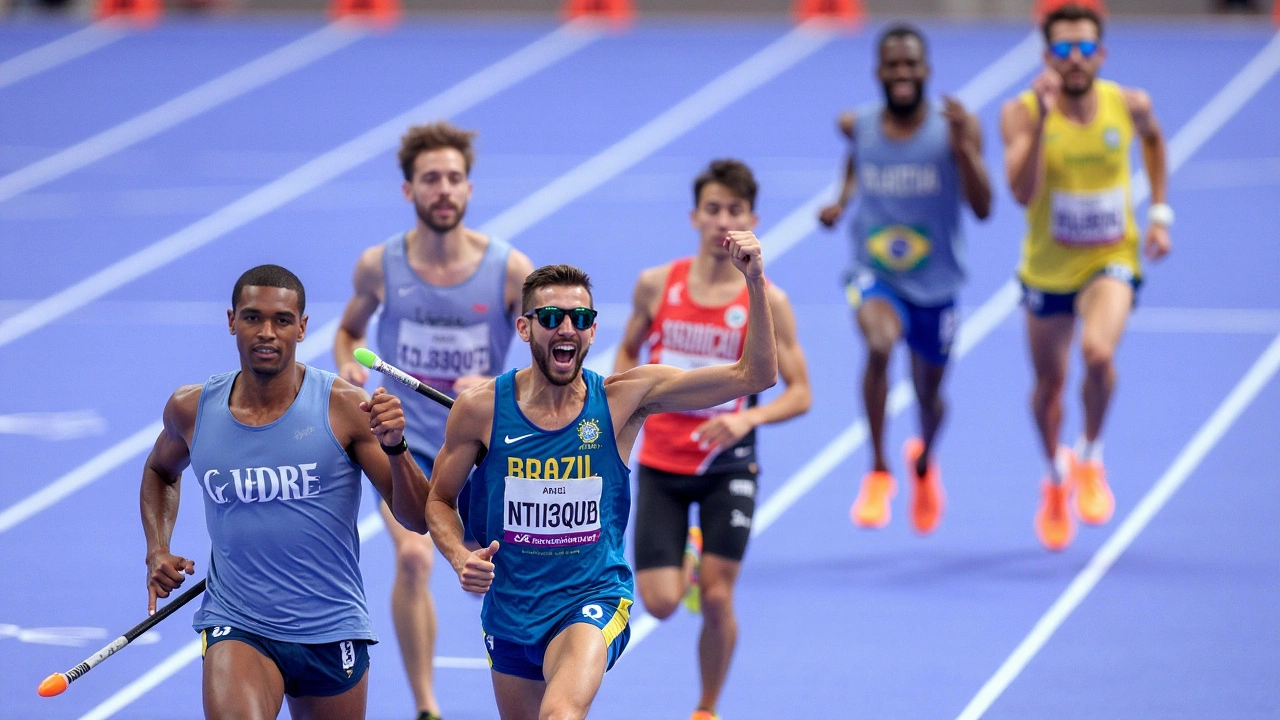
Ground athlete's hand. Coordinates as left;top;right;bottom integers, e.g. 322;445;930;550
362;387;405;447
339;361;369;387
147;550;194;616
721;231;764;280
458;541;499;594
1031;68;1062;118
943;95;977;156
453;375;489;395
818;203;844;228
691;412;756;453
1144;224;1172;261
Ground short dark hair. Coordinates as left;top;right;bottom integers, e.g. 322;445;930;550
1042;3;1104;43
693;159;758;210
878;24;928;59
232;264;306;314
398;121;477;181
521;264;593;314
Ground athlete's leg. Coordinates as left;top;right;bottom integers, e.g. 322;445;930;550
379;499;441;717
539;623;608;720
203;639;285;720
857;298;903;473
695;554;742;714
1075;275;1132;443
492;672;545;720
1026;311;1075;466
909;353;947;476
634;466;693;620
285;670;369;720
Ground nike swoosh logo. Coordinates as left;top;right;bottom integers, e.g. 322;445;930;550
397;286;416;297
504;433;535;444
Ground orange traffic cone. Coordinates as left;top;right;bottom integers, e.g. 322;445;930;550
330;0;400;25
564;0;634;23
794;0;865;24
95;0;161;22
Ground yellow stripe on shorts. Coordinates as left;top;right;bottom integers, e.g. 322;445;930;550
200;629;207;658
601;598;632;644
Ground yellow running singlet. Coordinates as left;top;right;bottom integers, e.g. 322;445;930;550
1018;79;1140;293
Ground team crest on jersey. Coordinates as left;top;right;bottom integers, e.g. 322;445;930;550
1103;126;1121;150
867;224;931;273
667;282;684;306
577;418;602;449
724;305;747;329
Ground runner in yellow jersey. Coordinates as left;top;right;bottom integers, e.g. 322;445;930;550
1000;3;1172;551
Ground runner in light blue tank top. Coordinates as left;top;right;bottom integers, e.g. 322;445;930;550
818;26;991;536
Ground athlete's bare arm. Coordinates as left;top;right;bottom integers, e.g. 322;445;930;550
334;245;387;387
612;265;669;374
140;385;200;615
944;96;993;220
690;284;811;451
1003;70;1058;207
606;231;778;455
426;383;498;593
1124;87;1172;261
332;380;429;533
819;111;858;228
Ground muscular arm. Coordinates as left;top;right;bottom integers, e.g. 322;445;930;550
612;266;666;374
140;385;199;613
1001;98;1046;207
955;109;993;220
334;246;385;385
335;381;429;534
426;386;493;578
743;286;811;426
1125;88;1167;204
819;112;858;227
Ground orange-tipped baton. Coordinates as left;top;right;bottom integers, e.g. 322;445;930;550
38;578;206;697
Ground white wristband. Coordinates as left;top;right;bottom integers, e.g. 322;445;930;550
1148;203;1175;228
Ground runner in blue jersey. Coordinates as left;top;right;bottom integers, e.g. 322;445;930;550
819;25;992;535
141;265;430;720
426;238;778;720
334;121;533;720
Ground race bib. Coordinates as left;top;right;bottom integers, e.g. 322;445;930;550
866;225;931;273
396;321;491;384
1051;187;1127;246
658;348;743;417
503;475;602;548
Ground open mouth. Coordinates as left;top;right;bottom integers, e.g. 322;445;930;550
252;345;280;360
550;343;577;369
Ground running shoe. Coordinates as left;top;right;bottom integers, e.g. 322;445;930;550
682;526;702;614
691;711;720;720
904;438;945;534
1070;457;1114;525
851;470;896;528
1035;479;1075;551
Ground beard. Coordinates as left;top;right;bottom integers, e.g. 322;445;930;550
883;80;925;118
415;199;466;234
530;340;587;387
1061;71;1094;98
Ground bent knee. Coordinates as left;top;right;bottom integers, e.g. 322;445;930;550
640;591;681;620
395;538;435;580
1081;342;1115;375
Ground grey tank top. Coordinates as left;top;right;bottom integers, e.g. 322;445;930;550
850;101;966;306
376;233;515;458
189;365;374;643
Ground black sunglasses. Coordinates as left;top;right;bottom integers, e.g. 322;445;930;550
523;306;598;331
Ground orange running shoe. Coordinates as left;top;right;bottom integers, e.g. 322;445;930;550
691;711;720;720
851;470;896;528
903;438;945;535
1035;479;1076;551
1070;458;1114;525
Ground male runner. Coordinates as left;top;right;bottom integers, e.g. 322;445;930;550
427;243;777;720
1001;3;1171;551
142;264;430;720
334;121;533;720
614;159;811;720
819;25;992;534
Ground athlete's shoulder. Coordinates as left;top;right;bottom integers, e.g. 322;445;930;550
353;243;388;290
1118;85;1153;115
167;383;204;417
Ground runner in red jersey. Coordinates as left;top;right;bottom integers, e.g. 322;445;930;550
615;160;812;720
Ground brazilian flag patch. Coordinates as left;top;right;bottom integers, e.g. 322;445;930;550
867;224;931;273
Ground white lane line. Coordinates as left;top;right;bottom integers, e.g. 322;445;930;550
0;24;829;535
0;411;107;440
955;332;1280;720
0;23;601;350
0;24;125;90
482;22;837;241
75;511;489;720
0;22;364;204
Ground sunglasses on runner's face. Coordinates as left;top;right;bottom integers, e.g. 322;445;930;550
1049;40;1098;60
524;306;598;330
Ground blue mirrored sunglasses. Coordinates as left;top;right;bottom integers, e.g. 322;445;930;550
524;306;598;330
1049;40;1098;60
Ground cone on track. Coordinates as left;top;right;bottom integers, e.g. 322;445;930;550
794;0;864;25
564;0;634;23
95;0;161;22
330;0;400;25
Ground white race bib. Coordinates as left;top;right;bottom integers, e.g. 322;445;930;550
1051;186;1127;246
503;476;602;548
659;348;743;417
396;321;491;382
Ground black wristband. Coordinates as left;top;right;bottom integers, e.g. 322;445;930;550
381;438;409;456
